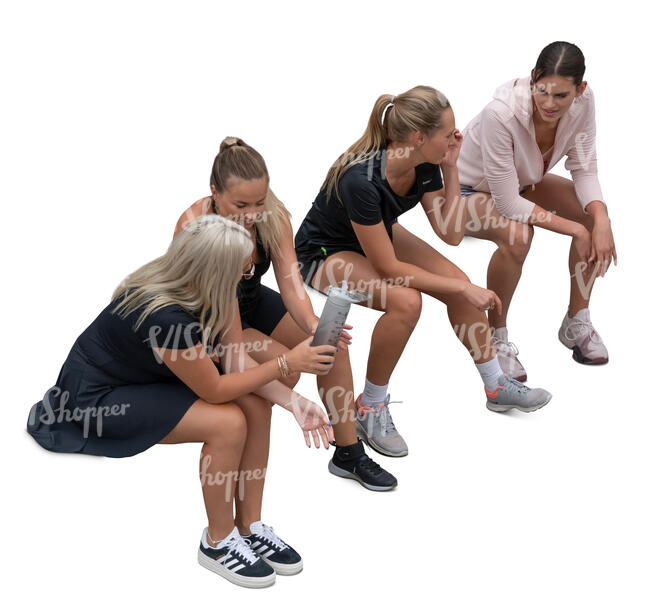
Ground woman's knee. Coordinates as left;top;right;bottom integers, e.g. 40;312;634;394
498;223;534;264
205;402;247;446
386;287;422;326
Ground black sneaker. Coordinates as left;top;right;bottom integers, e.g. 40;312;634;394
327;440;397;491
243;521;303;575
198;526;276;588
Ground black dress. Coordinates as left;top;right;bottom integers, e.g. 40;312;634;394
26;296;219;458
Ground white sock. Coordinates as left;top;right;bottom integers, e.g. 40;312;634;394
476;357;503;391
360;379;388;407
493;327;508;343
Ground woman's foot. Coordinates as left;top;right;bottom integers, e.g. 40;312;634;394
198;526;275;588
328;440;398;491
493;328;527;382
242;521;303;575
485;375;552;413
355;394;408;457
558;308;609;365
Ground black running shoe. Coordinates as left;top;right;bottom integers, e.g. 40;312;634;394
198;526;275;588
327;440;397;491
244;521;303;575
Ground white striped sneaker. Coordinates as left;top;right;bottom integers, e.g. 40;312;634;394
198;526;275;588
244;521;303;575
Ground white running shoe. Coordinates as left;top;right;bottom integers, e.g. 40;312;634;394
558;308;609;365
494;336;527;381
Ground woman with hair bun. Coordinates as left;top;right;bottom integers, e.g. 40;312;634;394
27;214;337;588
458;41;616;379
294;87;552;459
175;137;398;492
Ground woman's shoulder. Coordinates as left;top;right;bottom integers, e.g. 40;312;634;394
175;196;213;236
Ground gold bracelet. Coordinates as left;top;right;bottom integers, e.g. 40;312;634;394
277;355;290;377
280;353;290;377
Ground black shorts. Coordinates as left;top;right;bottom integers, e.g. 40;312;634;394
240;284;288;336
297;219;399;289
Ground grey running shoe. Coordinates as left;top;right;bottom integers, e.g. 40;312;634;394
355;393;408;457
558;308;609;365
485;374;552;413
494;337;527;382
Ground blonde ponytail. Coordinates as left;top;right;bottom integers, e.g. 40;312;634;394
321;86;450;200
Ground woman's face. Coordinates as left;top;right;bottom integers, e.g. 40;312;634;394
212;177;268;228
416;107;456;164
531;74;587;124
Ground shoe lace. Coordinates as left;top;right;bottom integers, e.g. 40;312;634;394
356;453;384;475
494;337;519;356
377;395;402;434
504;374;530;395
222;534;258;565
564;318;602;344
254;523;288;551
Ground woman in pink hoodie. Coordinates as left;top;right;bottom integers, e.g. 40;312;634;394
457;41;617;380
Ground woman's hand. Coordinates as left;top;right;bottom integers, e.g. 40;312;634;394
309;318;353;351
285;335;336;375
589;218;617;277
441;129;463;168
572;226;592;264
291;399;334;448
460;282;503;315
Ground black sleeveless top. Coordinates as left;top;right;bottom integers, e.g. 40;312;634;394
210;200;272;317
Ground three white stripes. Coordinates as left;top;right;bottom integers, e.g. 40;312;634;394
251;540;276;558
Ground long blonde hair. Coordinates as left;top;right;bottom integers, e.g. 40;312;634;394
211;136;291;259
322;85;450;200
111;214;253;346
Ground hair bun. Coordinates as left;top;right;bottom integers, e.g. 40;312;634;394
220;136;247;153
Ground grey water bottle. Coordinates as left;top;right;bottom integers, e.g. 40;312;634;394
311;280;367;348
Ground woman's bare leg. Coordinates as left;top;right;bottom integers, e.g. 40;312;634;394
231;392;273;535
242;322;357;446
522;173;596;316
463;191;534;329
390;223;496;363
159;399;247;544
311;252;423;384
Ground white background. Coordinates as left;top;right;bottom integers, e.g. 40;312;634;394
2;1;648;607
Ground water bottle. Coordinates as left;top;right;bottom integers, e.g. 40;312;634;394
311;281;367;350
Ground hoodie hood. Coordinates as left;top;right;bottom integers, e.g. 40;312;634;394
492;76;534;128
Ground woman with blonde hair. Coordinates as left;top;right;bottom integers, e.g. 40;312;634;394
457;41;616;379
294;86;552;457
27;214;337;588
174;137;398;491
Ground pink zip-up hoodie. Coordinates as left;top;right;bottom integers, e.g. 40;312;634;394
457;76;603;222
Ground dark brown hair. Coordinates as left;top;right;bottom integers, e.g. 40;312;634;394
532;41;585;86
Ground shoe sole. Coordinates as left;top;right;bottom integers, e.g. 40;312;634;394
558;332;609;366
327;460;397;492
260;556;303;576
356;425;408;458
198;549;276;588
486;393;552;413
571;346;608;365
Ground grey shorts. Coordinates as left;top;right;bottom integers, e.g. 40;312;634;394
460;185;528;198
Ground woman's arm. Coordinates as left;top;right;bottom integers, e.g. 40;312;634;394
420;132;467;246
351;220;501;313
271;215;319;335
155;340;284;406
217;302;324;412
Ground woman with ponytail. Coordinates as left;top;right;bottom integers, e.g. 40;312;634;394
27;215;338;588
294;86;553;458
457;42;616;379
174;137;398;492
